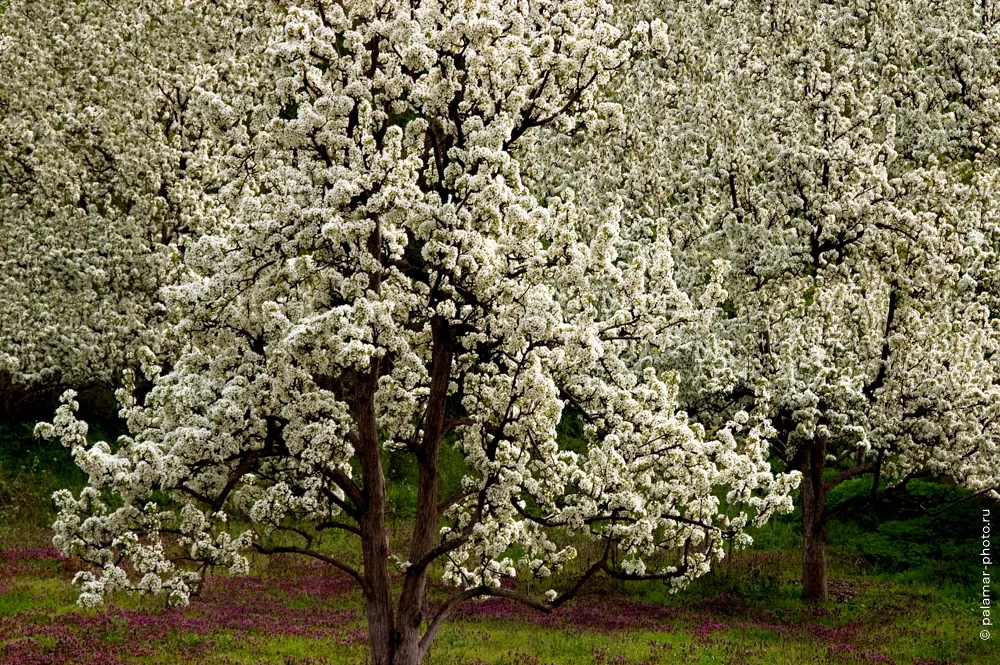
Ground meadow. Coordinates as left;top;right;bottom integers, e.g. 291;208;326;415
1;422;996;665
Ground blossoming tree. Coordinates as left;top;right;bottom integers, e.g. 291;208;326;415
36;2;798;663
539;0;1000;600
0;0;272;400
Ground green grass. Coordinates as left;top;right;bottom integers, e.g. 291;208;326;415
1;527;997;664
2;421;998;664
0;422;88;528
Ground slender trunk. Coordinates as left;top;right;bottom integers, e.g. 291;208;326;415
395;316;452;665
353;222;397;664
356;355;395;665
801;436;828;602
361;512;395;665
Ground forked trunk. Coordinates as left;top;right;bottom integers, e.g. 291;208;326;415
359;315;453;665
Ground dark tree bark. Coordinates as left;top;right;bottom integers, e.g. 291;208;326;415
394;315;452;664
800;436;829;602
355;221;397;665
356;353;396;665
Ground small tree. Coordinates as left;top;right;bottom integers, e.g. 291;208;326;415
37;2;797;664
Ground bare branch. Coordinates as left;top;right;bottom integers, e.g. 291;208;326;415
316;520;362;536
418;548;608;657
252;542;369;596
824;463;875;494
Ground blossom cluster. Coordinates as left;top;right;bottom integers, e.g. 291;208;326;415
536;0;1000;494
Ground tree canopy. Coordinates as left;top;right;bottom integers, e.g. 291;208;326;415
5;0;997;662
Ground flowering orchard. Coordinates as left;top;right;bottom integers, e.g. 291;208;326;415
11;1;796;664
0;0;272;391
535;0;1000;600
2;0;998;663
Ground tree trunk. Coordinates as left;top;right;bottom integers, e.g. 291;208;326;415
361;511;396;665
395;315;453;665
356;353;396;665
800;436;828;602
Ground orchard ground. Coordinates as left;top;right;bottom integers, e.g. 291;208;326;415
1;424;997;665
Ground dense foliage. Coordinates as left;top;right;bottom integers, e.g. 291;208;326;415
536;0;1000;599
1;0;997;662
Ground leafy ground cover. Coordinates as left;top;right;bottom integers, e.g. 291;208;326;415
1;422;997;664
0;529;995;665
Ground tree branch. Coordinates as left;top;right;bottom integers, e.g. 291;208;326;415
252;542;369;596
418;548;608;657
316;520;362;536
323;468;364;516
824;463;875;494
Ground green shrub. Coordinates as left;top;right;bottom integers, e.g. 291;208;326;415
0;422;87;527
826;478;994;586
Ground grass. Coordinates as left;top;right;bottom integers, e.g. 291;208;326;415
0;422;88;530
1;523;995;664
1;422;997;664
